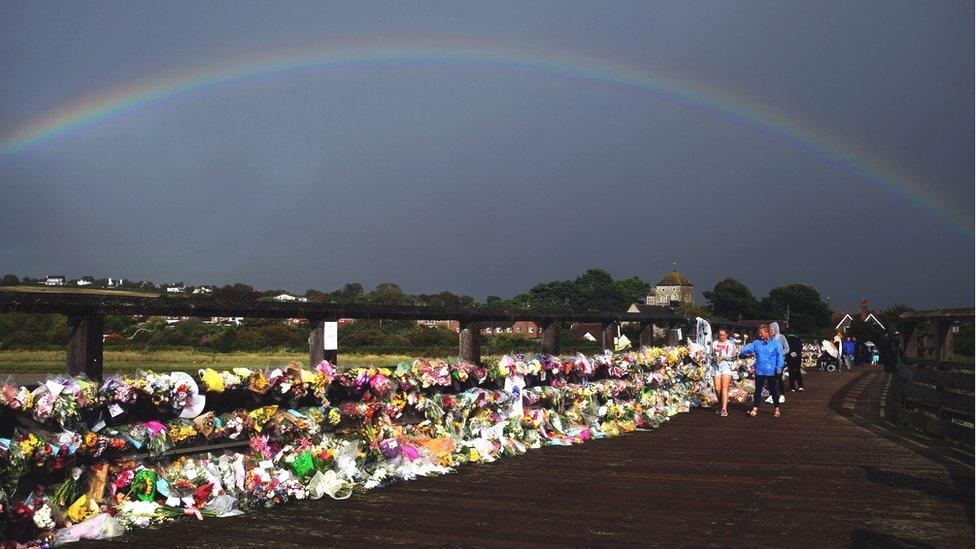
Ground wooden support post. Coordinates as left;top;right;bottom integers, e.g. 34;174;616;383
936;322;955;362
601;322;616;351
459;319;481;365
639;322;654;348
902;321;918;360
541;321;560;356
66;313;104;380
666;321;681;346
309;318;339;366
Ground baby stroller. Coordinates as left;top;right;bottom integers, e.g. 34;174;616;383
818;340;840;372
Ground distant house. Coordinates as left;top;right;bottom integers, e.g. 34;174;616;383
107;278;123;288
570;322;604;342
42;275;66;286
418;320;461;332
205;316;244;326
166;284;185;294
834;299;885;332
76;276;94;286
272;293;308;302
480;321;540;339
192;285;214;295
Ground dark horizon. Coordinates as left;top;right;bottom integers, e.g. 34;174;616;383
2;1;973;312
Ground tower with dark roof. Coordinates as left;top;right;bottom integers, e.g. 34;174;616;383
645;268;694;306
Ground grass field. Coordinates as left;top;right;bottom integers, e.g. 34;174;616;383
0;349;420;375
0;285;161;297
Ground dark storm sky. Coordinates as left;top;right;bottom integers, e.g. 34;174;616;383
1;1;973;311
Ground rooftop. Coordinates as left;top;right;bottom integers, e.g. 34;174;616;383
656;270;693;287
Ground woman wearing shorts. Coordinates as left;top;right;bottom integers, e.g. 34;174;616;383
712;329;737;417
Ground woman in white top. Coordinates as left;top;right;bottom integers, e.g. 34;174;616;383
712;328;737;417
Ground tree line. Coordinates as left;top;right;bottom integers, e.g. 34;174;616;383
1;269;948;354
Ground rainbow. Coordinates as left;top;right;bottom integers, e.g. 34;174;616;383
0;42;970;236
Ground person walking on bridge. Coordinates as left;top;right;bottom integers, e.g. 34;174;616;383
842;336;856;371
712;328;737;417
739;324;784;417
769;322;790;403
786;333;804;391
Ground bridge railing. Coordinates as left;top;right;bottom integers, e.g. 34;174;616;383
895;308;974;447
0;291;709;379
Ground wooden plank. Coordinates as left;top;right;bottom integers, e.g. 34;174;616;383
897;365;974;392
900;382;973;415
899;308;975;321
0;291;684;324
83;369;975;548
902;358;974;371
66;313;103;380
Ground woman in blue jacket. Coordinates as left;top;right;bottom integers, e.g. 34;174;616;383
739;324;785;417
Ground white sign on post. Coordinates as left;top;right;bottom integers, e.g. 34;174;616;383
323;321;338;351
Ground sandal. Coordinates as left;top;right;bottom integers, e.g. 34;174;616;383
749;408;758;417
773;409;781;418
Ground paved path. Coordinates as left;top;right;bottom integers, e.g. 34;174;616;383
89;367;973;547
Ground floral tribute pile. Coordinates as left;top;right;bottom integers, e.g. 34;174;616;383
0;346;752;546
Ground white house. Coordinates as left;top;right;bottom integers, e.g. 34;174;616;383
76;276;94;286
43;275;66;286
192;286;214;295
206;316;244;326
834;299;886;332
273;293;308;302
166;284;186;294
107;278;123;288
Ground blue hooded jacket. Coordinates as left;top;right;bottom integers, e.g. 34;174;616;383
842;340;856;356
739;338;784;376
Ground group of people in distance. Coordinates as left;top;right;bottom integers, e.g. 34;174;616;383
711;322;804;418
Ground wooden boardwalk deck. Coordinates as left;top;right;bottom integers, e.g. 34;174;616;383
88;367;973;548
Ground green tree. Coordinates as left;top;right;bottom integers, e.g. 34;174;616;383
761;283;831;334
1;274;21;286
876;304;914;330
573;269;627;311
331;283;365;303
305;289;329;303
614;276;652;306
368;283;413;305
213;283;258;301
703;278;761;320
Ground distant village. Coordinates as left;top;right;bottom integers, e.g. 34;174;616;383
2;269;894;350
6;269;714;342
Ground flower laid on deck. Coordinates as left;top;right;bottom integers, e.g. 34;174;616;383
0;344;756;546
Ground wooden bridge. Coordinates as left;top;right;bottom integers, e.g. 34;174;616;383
3;294;971;546
75;366;973;548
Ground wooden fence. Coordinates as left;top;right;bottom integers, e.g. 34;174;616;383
0;292;758;380
894;308;974;447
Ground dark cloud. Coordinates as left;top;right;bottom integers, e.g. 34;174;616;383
1;1;972;310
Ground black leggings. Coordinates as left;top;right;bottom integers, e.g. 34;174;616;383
754;375;780;408
788;363;803;389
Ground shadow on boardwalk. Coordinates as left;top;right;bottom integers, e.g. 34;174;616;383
85;367;973;548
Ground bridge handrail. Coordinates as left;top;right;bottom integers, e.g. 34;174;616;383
894;307;974;448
